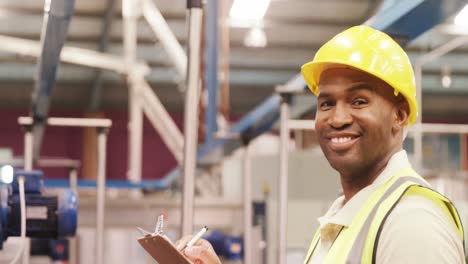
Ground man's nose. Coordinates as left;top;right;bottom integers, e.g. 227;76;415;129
327;103;353;129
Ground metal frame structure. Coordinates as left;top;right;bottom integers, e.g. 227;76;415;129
0;0;191;230
18;116;111;264
413;34;468;170
0;0;186;179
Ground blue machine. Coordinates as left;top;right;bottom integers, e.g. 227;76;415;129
205;230;243;261
0;170;77;249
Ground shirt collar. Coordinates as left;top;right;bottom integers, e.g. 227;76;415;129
318;149;411;228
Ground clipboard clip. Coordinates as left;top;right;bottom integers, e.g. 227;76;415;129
137;214;164;237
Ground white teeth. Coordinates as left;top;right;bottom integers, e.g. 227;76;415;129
331;137;352;143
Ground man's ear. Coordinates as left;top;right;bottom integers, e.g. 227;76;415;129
393;98;410;133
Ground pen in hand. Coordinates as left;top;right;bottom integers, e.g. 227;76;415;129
181;226;209;251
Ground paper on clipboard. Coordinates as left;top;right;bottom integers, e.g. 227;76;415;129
137;235;192;264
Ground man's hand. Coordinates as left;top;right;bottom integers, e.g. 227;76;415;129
175;235;222;264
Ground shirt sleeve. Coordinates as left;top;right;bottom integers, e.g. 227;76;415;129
376;194;465;264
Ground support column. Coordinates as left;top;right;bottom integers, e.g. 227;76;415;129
181;0;203;236
95;128;108;264
242;138;253;264
278;95;290;264
123;0;143;185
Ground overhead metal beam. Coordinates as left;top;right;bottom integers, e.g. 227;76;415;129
30;0;75;162
0;35;129;73
142;0;187;89
366;0;466;44
158;0;468;183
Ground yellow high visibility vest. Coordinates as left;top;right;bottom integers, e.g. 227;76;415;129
303;167;465;264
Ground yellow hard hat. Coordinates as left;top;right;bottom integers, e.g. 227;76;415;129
301;25;418;125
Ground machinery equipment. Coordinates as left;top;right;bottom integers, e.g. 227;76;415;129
0;169;77;250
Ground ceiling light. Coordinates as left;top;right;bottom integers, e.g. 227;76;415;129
454;4;468;27
441;65;452;89
230;0;271;23
244;26;267;48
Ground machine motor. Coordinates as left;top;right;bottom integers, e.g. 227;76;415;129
0;169;77;249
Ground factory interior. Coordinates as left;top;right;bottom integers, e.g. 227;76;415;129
1;0;468;263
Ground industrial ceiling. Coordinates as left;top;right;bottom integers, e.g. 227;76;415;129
0;0;467;120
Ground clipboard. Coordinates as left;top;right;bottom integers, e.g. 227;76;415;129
137;235;192;264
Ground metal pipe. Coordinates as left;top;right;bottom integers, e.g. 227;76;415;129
69;167;78;264
18;117;111;128
30;0;75;162
1;158;80;168
287;119;315;131
69;168;78;191
181;0;203;236
278;98;289;264
128;87;143;184
408;123;468;135
0;35;129;74
281;73;306;92
95;128;108;264
122;0;139;66
24;129;33;171
204;0;219;143
416;35;468;66
142;0;187;84
123;0;143;185
139;78;184;164
219;0;231;119
243;142;253;264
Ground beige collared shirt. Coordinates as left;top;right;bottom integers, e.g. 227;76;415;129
308;150;465;264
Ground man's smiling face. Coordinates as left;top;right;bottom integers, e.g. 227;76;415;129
315;67;405;176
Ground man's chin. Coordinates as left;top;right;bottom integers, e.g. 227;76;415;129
326;156;359;172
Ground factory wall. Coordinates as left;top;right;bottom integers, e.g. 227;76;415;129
0;109;182;180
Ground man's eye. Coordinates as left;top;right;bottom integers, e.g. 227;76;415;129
352;99;367;106
320;101;334;108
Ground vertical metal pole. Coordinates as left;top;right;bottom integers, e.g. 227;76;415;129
22;126;33;264
204;0;219;143
278;97;289;264
96;128;108;264
243;142;253;264
123;0;143;185
24;128;33;170
69;168;78;191
219;0;230;119
181;0;203;236
414;64;423;170
68;167;78;264
128;88;143;183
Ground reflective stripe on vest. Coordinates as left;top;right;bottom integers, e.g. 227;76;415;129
303;167;465;264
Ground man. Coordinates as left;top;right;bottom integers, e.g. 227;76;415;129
176;26;465;263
